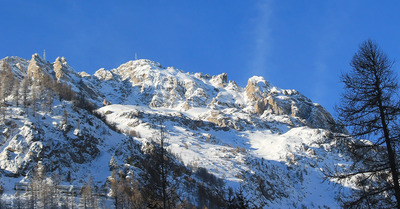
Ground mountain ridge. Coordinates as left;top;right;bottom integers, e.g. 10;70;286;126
0;54;353;208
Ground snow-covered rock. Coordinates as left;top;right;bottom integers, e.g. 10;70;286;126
0;54;353;208
27;53;50;79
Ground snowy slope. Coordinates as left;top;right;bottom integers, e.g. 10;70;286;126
97;104;351;208
0;54;355;208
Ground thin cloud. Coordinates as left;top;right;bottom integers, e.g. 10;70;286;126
247;0;272;80
312;5;349;111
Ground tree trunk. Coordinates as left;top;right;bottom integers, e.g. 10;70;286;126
377;90;400;208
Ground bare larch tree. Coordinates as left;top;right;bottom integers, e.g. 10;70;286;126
335;39;400;208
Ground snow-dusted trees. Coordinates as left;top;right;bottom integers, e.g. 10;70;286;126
0;104;5;123
62;108;68;126
26;162;61;209
109;156;118;171
0;58;90;122
19;166;104;209
0;61;14;104
226;186;251;209
333;40;400;208
30;80;39;117
108;170;145;209
21;76;30;109
12;78;20;107
0;61;15;122
141;123;178;209
80;178;99;209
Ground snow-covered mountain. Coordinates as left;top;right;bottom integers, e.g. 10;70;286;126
0;54;354;208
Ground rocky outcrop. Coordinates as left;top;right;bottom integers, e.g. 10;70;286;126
4;55;346;133
27;54;46;79
308;104;346;133
254;100;266;115
94;68;114;80
265;94;294;116
111;59;162;82
264;90;345;133
245;76;270;102
53;57;69;81
206;110;241;130
244;76;270;115
210;73;228;88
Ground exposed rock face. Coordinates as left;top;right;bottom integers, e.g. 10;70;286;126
94;68;114;80
111;59;162;82
3;57;29;78
78;71;91;77
207;110;227;127
265;93;296;116
254;100;266;115
244;76;270;115
210;73;228;88
28;55;72;82
206;110;241;130
4;55;345;134
264;89;345;132
53;57;69;81
309;104;344;133
27;54;46;79
103;98;111;106
240;76;344;132
245;76;270;102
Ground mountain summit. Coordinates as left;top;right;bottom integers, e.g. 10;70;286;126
0;54;353;208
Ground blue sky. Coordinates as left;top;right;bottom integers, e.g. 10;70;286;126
1;1;400;115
